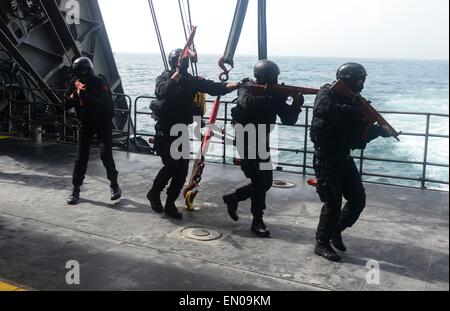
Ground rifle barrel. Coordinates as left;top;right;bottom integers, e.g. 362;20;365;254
250;83;319;96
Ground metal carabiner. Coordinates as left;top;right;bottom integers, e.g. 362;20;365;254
218;56;232;82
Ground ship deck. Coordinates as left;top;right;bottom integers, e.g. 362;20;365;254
0;138;448;291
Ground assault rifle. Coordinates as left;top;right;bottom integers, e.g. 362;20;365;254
249;82;319;97
331;80;401;141
75;80;86;92
179;26;198;67
308;80;401;189
69;80;86;100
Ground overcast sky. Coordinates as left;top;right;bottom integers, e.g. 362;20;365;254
98;0;449;60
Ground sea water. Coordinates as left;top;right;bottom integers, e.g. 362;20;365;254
116;53;449;190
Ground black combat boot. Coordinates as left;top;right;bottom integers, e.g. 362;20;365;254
315;240;341;262
147;190;164;213
223;194;239;222
110;183;122;201
251;218;271;238
331;232;347;252
164;196;183;220
67;187;80;205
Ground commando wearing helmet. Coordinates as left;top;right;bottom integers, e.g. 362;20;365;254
65;56;122;205
223;60;304;238
147;49;239;220
310;63;391;262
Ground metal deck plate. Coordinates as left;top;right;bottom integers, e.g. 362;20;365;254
180;226;223;242
272;180;296;188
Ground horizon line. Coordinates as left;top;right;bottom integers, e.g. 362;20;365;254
111;51;450;62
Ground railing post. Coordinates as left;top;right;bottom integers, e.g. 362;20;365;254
302;107;309;176
422;114;431;189
223;102;228;165
8;87;12;132
134;97;138;144
28;95;31;136
63;109;67;142
360;149;365;177
127;95;131;152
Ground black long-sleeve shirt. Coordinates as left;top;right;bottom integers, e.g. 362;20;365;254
232;85;301;127
155;70;229;133
310;83;380;157
232;84;302;160
64;74;114;126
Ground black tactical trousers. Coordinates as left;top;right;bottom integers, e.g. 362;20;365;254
150;134;190;202
233;159;273;220
73;123;119;188
313;152;366;242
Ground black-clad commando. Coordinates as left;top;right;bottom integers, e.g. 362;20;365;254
65;57;122;205
223;60;304;238
147;49;238;220
310;63;390;262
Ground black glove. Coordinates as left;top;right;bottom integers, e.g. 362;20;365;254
377;124;391;138
368;124;391;141
293;93;305;107
238;78;251;88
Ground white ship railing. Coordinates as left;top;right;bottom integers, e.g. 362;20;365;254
133;96;449;191
4;86;448;191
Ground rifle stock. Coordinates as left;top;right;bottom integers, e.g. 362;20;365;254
331;80;401;141
179;26;198;67
75;80;86;91
249;82;319;97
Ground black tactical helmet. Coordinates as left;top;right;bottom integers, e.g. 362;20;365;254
336;63;367;81
168;48;189;71
168;49;182;69
72;57;94;77
254;60;280;85
337;63;367;93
